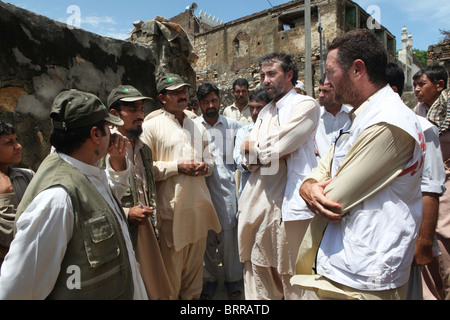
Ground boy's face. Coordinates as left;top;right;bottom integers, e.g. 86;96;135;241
0;133;22;166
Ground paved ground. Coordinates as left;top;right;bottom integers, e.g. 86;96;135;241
208;263;245;300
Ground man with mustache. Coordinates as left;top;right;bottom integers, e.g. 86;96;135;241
141;74;220;300
194;83;243;300
107;85;173;299
315;75;352;159
223;78;252;126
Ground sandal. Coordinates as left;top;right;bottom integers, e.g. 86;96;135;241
224;281;242;300
200;281;218;300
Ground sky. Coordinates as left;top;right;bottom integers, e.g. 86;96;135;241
3;0;450;51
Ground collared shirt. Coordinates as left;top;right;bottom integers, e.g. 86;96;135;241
223;102;253;126
141;110;221;251
195;115;242;230
0;153;148;300
315;105;352;158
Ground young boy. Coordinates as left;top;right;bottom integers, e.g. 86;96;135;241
0;120;34;266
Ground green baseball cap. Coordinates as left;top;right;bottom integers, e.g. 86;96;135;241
107;85;153;109
157;73;191;94
51;90;124;131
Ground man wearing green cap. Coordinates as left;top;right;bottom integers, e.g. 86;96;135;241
0;90;148;299
107;85;174;299
142;73;221;300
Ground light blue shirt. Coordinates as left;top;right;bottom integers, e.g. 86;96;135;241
233;122;254;198
195;115;242;230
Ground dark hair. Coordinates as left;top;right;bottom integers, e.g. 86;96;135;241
0;120;15;136
249;89;271;104
413;64;448;89
109;100;136;112
327;29;387;86
386;62;405;96
232;78;249;91
259;52;299;86
187;97;198;107
196;83;220;102
50;120;107;154
319;73;328;85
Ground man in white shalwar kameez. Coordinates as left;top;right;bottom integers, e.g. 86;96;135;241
238;52;320;300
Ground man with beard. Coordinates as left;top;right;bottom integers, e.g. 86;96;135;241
238;52;320;299
291;29;425;300
315;75;352;158
107;85;173;299
141;74;221;300
194;83;243;300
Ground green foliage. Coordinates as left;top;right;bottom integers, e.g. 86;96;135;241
412;49;428;67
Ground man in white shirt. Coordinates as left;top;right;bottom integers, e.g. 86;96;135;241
315;75;352;158
238;52;320;299
0;90;148;299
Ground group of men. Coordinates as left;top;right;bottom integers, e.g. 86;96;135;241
0;28;449;300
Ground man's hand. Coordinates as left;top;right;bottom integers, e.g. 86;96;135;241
108;133;129;171
193;162;209;176
178;161;209;176
127;205;153;225
299;179;342;222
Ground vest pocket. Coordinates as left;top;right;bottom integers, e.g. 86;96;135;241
83;210;120;268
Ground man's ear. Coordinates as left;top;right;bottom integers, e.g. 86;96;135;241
110;108;120;117
90;126;101;144
352;59;366;79
158;93;166;105
436;79;446;93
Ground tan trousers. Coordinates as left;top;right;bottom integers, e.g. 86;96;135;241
297;275;408;300
243;219;310;300
159;232;207;300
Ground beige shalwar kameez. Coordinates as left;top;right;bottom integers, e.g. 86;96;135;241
141;110;221;300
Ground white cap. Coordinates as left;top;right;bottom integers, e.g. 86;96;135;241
295;80;305;91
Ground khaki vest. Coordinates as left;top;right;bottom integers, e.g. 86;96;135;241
15;153;134;299
119;145;157;246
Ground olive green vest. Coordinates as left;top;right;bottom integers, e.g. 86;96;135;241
119;144;158;246
15;153;134;300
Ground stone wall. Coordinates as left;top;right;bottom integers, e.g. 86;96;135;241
428;41;450;77
0;2;194;171
189;0;396;108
